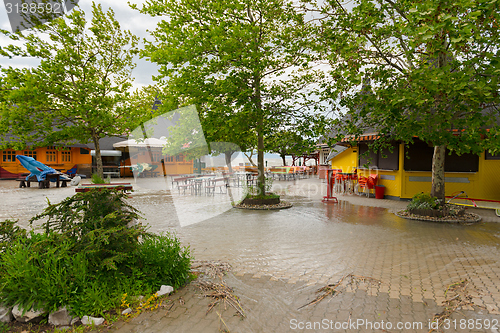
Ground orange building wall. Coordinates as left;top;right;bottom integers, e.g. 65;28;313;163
0;147;92;179
124;150;194;177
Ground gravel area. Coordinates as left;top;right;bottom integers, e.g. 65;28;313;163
396;210;482;223
233;201;293;210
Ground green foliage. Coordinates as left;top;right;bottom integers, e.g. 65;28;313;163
0;190;192;317
0;2;147;178
132;233;192;290
407;193;441;211
0;219;26;252
136;0;329;195
30;189;144;271
0;232;84;313
244;177;279;200
244;176;274;198
91;173;109;184
265;130;316;165
316;0;500;200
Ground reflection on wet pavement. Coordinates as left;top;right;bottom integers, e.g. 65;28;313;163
2;177;500;317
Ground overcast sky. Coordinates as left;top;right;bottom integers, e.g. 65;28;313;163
0;0;163;89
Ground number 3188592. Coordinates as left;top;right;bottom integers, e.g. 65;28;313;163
5;2;63;15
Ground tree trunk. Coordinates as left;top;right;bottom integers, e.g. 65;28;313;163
254;74;265;196
281;154;286;166
243;152;256;166
92;133;104;179
225;151;233;173
431;145;446;203
257;124;265;196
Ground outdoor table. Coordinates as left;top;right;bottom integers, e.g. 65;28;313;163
270;168;289;181
190;176;215;195
245;171;258;187
233;172;249;187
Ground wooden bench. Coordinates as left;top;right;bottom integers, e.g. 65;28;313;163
75;183;133;193
17;174;69;189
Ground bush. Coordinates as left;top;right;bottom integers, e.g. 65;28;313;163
132;233;192;290
0;232;87;313
91;173;109;184
407;192;441;211
0;219;26;252
30;189;145;271
0;189;193;317
244;177;276;199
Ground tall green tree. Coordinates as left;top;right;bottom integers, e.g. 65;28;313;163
135;0;324;195
0;3;144;178
266;129;316;166
316;0;500;201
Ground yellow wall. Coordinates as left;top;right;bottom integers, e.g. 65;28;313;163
402;152;500;200
329;144;500;201
330;149;357;173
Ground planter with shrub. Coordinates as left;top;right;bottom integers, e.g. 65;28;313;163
397;192;478;223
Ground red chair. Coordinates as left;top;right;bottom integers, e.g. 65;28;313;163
356;173;378;197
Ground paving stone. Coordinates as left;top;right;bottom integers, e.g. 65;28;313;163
60;177;500;332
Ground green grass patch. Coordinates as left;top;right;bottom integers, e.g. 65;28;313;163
0;189;192;318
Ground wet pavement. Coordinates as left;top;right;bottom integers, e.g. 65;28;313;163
1;177;500;332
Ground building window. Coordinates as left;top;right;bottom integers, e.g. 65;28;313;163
175;155;184;162
46;149;57;163
165;155;174;163
485;151;500;160
322;151;329;164
2;150;15;162
61;151;71;162
23;151;37;160
404;139;479;172
152;153;161;162
358;142;399;170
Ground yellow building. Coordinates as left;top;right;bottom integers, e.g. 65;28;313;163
329;136;500;201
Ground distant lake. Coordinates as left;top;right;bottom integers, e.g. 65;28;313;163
201;152;314;167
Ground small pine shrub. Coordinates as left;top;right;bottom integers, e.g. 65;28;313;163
30;189;145;271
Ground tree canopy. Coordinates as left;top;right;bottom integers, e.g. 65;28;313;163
266;129;316;166
316;0;500;200
0;3;145;177
135;0;326;195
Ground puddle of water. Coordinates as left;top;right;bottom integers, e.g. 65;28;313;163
2;177;500;286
